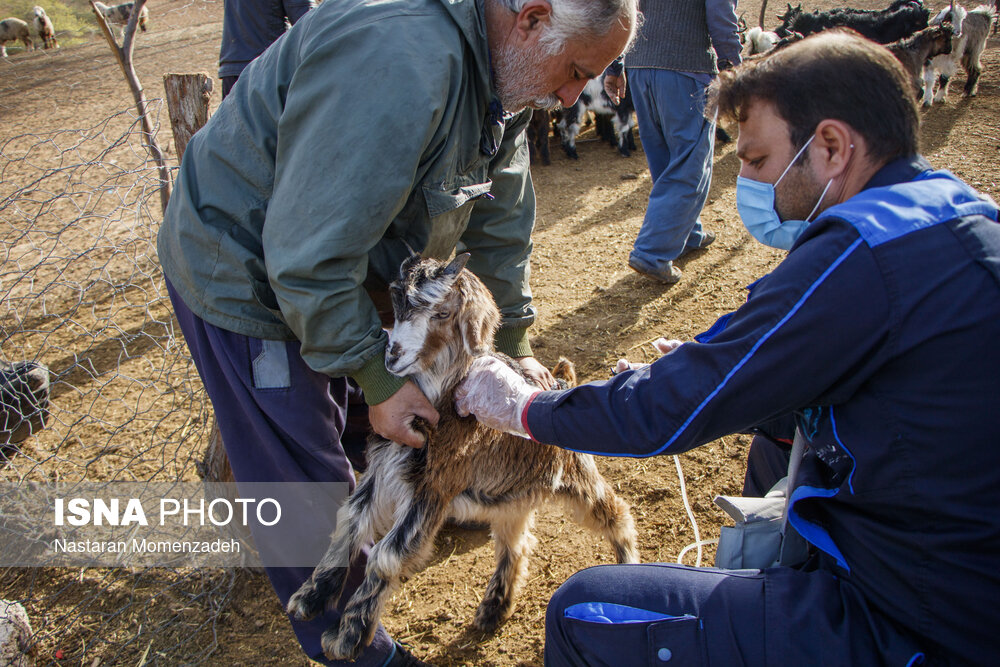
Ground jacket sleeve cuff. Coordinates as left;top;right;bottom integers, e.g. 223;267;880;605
494;326;533;358
523;389;561;445
350;351;408;405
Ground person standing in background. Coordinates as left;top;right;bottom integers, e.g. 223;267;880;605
622;0;742;284
219;0;317;98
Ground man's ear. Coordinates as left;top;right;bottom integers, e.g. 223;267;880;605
515;0;553;40
811;119;855;180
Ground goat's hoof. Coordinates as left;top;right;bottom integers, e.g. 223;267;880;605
472;599;510;634
321;620;366;661
287;582;326;622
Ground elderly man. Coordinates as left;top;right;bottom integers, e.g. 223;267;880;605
456;30;1000;665
158;0;637;664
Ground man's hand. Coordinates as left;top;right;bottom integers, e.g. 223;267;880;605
604;72;627;106
455;356;540;438
614;338;684;374
368;380;439;448
515;356;556;389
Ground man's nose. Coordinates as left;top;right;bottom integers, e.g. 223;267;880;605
557;80;589;108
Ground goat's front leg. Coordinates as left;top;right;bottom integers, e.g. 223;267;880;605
287;473;377;621
474;507;537;632
322;488;449;661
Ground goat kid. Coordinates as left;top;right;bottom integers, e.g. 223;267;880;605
558;74;636;159
887;23;954;99
0;18;34;58
922;4;995;106
33;7;57;50
93;1;149;37
288;253;639;661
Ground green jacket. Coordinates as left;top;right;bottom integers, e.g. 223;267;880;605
158;0;537;404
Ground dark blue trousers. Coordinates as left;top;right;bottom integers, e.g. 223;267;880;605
167;280;393;666
545;563;928;666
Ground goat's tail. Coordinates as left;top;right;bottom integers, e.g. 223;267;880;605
551;357;576;389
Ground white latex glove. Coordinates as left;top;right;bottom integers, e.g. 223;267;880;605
614;338;684;374
454;356;540;439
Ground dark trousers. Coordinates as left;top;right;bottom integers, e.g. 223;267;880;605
544;563;926;666
167;280;392;666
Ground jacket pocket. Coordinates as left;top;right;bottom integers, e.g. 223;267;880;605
646;614;707;665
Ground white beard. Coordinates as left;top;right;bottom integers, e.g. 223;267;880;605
493;39;562;112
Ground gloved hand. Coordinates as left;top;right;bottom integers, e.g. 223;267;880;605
613;338;684;374
454;356;540;439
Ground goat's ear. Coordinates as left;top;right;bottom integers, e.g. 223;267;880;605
459;289;500;356
444;252;470;277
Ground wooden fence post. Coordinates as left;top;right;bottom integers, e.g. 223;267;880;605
163;73;214;163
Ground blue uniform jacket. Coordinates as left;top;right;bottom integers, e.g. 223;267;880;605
526;156;1000;663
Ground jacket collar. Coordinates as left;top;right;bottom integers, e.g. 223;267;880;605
861;154;934;191
438;0;494;102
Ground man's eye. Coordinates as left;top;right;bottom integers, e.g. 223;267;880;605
748;158;764;168
432;311;450;320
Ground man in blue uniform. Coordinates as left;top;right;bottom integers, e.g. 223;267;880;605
456;29;1000;665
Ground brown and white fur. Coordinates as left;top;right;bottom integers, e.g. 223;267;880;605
288;253;639;661
922;4;995;106
32;7;57;50
0;18;33;58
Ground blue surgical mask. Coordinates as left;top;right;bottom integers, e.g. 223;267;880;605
736;135;833;250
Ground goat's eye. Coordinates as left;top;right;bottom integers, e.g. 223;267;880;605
431;311;450;320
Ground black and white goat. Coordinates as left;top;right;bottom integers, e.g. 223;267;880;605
776;0;929;44
1;361;49;448
93;1;149;36
33;6;57;50
922;4;995;106
887;23;954;98
0;18;33;57
288;254;639;661
557;75;637;159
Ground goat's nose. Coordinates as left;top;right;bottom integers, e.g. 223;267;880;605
388;342;401;359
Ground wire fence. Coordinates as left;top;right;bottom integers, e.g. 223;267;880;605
0;24;243;662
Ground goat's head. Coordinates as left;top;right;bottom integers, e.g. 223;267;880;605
385;254;500;386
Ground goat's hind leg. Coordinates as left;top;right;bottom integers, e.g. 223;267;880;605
287;474;377;622
474;507;537;632
561;460;640;564
323;489;449;660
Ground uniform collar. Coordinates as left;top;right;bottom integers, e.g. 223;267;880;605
862;154;934;191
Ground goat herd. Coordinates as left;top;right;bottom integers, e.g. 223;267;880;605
0;2;149;57
528;0;999;167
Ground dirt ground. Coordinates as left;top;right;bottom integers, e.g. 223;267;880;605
1;0;998;664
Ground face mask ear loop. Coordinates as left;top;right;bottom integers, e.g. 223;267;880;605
775;134;816;187
805;178;834;222
806;142;855;222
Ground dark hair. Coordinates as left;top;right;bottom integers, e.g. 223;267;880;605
707;29;919;162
